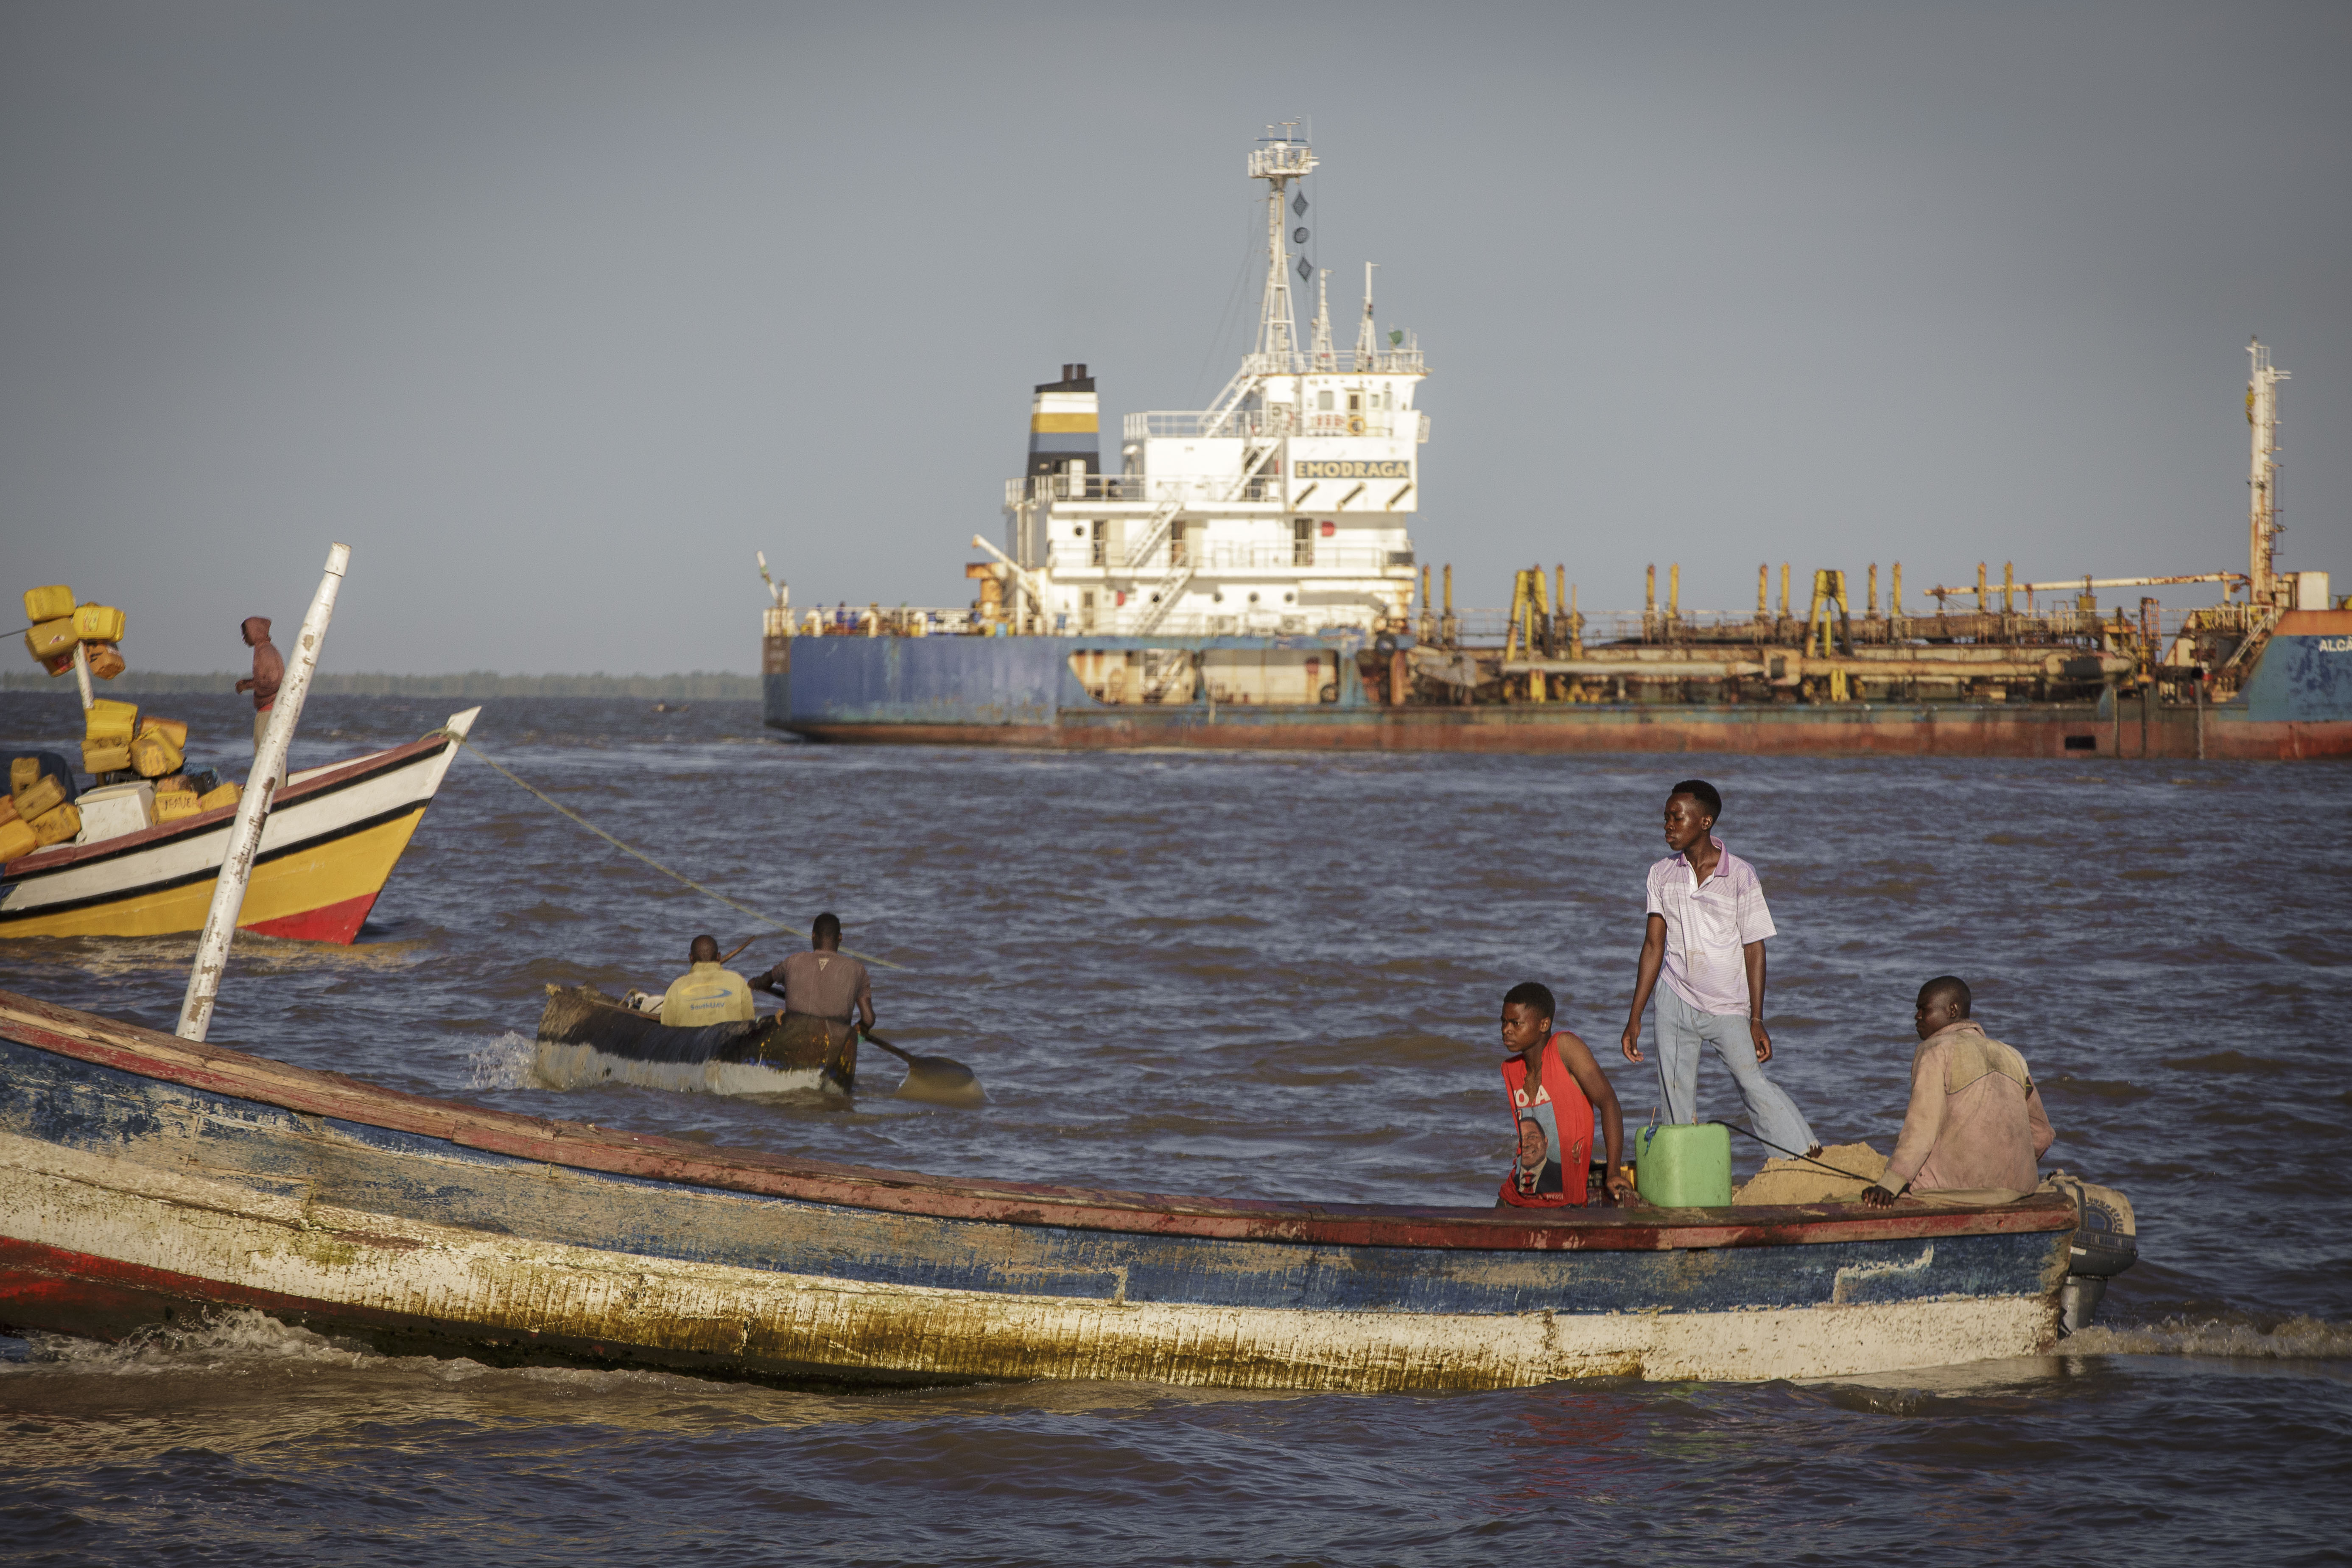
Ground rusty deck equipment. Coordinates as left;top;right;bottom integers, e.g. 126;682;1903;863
0;990;2084;1391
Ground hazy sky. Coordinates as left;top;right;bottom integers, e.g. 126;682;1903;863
4;2;2346;674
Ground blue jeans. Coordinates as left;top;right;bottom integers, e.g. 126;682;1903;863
1652;986;1817;1157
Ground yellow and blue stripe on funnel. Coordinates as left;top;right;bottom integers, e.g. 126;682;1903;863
1027;363;1099;478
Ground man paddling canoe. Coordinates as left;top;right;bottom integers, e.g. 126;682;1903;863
748;912;874;1082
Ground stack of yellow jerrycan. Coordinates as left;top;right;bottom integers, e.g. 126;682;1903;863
1632;1122;1734;1207
82;699;138;774
0;759;79;860
19;584;127;682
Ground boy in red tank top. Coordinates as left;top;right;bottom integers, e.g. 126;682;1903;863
1497;981;1636;1207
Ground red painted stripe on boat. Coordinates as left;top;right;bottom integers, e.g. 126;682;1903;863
245;891;379;945
0;989;2075;1251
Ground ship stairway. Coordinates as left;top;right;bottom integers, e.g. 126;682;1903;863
1225;440;1281;502
1124;495;1186;569
1133;564;1197;636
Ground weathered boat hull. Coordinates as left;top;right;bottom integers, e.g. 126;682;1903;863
0;710;480;943
0;992;2076;1391
532;984;855;1097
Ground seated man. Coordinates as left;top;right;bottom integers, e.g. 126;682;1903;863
657;934;756;1028
1495;981;1636;1207
1863;975;2055;1207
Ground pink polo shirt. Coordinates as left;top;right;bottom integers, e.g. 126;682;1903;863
1644;836;1776;1016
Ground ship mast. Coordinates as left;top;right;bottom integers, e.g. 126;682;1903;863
1354;262;1379;364
1247;123;1315;371
2247;336;2289;606
1309;268;1334;367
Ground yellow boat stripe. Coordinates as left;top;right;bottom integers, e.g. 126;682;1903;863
1029;414;1099;433
0;809;427;940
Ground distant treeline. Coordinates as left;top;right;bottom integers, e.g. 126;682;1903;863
0;671;761;699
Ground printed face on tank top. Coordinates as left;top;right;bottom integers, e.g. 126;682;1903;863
1514;1073;1565;1166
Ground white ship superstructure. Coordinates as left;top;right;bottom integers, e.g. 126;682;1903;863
1000;127;1426;637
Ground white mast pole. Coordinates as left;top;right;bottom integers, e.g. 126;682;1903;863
1248;123;1314;369
1355;262;1379;365
176;542;351;1042
69;641;95;711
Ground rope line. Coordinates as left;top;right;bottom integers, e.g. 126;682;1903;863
1711;1120;1879;1184
450;734;908;972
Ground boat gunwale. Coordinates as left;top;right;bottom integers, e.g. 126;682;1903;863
0;989;2076;1253
0;731;455;880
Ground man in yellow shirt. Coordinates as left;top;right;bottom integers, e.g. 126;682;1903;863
658;935;755;1027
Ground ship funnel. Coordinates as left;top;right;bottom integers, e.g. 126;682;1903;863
1027;363;1100;480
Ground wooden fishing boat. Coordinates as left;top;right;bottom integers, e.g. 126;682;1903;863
0;709;479;944
0;989;2091;1391
532;983;856;1096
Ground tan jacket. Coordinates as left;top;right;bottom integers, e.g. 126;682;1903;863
1877;1021;2055;1197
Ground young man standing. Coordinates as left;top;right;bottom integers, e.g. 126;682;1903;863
1619;779;1820;1159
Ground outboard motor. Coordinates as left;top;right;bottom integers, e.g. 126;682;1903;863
2045;1172;2137;1333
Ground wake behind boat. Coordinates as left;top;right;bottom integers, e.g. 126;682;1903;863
0;989;2117;1392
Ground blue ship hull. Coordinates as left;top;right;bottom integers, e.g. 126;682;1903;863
765;620;2352;758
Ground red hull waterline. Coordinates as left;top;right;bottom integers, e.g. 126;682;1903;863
245;891;381;945
789;707;2352;760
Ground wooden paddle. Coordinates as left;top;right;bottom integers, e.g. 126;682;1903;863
859;1029;986;1108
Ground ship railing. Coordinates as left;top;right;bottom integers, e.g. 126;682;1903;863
1125;400;1418;443
1045;542;1413;575
1005;473;1280;507
1431;604;2208;647
793;606;983;637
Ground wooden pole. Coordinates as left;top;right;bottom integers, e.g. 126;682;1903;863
177;543;351;1042
70;641;95;711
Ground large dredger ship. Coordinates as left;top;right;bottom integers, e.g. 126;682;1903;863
762;129;2349;759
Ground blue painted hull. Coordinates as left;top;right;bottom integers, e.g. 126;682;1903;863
766;631;2352;758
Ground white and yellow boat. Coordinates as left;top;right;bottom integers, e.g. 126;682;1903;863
0;708;476;944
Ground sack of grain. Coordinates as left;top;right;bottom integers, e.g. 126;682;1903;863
21;585;74;623
29;802;81;847
72;604;126;643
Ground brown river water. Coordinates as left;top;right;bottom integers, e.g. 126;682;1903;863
2;693;2347;1565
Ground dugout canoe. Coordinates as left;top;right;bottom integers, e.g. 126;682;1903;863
0;709;479;944
0;988;2086;1392
532;984;856;1097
